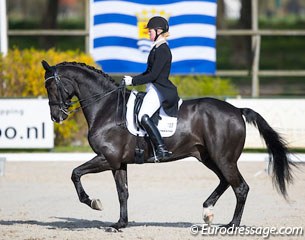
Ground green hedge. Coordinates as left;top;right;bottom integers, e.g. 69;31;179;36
171;75;238;98
133;75;239;98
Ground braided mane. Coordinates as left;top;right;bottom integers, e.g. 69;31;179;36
56;61;117;85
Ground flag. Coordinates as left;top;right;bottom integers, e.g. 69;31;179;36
90;0;217;75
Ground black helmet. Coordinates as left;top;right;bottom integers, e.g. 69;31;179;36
146;16;169;33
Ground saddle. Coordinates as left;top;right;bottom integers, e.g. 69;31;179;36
126;90;182;164
126;90;181;138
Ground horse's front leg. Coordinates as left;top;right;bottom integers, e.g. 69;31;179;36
71;155;113;210
111;163;129;229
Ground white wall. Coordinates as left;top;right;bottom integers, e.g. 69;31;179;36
226;98;305;148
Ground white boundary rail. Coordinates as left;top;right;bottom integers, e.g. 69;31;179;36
0;153;304;162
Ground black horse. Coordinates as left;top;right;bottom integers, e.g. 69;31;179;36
42;60;294;230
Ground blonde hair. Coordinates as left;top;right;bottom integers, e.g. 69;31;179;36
155;29;170;39
162;32;170;38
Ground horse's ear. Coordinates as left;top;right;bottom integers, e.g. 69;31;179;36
41;60;52;71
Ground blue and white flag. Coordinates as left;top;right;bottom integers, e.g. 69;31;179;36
90;0;217;75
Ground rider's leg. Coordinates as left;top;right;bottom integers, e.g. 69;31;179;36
140;114;172;161
138;84;162;120
138;84;172;161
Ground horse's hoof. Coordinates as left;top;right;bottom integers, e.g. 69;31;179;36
203;213;214;225
203;206;214;225
110;221;127;230
91;199;103;211
105;227;121;233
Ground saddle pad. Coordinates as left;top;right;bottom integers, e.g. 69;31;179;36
126;90;182;137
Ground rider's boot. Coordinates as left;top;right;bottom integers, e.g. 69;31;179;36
140;114;172;162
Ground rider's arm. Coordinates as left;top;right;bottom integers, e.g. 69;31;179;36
132;45;170;85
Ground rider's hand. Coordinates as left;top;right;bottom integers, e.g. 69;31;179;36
123;76;133;86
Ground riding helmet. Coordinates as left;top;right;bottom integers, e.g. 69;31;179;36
146;16;169;33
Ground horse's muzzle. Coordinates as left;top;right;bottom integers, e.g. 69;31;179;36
50;107;68;123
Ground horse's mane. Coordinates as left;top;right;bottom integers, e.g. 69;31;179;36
56;61;117;85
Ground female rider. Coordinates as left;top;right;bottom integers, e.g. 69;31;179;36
123;16;180;162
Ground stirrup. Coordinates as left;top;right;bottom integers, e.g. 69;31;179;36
156;149;172;160
151;145;172;163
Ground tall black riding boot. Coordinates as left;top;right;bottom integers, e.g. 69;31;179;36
141;114;172;161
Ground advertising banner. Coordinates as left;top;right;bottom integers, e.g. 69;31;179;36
0;99;54;149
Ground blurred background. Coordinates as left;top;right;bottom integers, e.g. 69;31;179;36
5;0;305;94
1;0;305;149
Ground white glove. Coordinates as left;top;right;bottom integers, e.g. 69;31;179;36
123;75;133;86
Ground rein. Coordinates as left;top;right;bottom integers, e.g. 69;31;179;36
45;74;126;124
69;87;122;114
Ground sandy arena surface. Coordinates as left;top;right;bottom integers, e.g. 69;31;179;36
0;160;304;240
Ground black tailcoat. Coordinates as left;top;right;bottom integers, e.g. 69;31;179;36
132;42;180;117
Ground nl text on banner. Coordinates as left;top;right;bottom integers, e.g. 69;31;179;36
0;99;54;149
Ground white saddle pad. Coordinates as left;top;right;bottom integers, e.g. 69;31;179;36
126;90;183;137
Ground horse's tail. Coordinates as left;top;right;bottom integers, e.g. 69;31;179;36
240;108;294;198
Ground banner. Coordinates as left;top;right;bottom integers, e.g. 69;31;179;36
0;99;54;149
90;0;217;74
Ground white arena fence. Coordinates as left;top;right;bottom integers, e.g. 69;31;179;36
226;98;305;149
0;153;304;163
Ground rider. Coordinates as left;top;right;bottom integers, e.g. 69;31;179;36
123;16;180;161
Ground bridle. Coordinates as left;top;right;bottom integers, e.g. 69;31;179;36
44;71;126;125
45;72;72;118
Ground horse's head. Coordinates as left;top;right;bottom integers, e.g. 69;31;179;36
42;60;74;123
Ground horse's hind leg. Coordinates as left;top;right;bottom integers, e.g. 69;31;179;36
219;164;249;227
203;160;249;227
201;157;229;225
111;163;129;229
200;146;249;227
71;155;113;210
227;171;249;227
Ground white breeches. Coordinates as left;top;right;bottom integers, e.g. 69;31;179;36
138;83;163;122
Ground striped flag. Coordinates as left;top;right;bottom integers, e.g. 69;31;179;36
90;0;217;75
